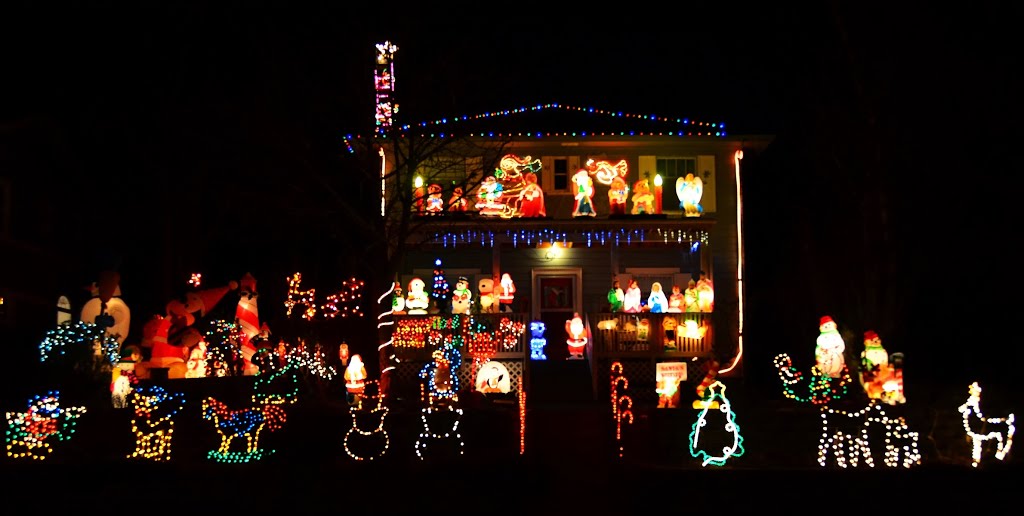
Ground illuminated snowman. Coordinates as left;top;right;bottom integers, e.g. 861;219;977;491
815;315;846;378
450;276;472;315
405;278;429;315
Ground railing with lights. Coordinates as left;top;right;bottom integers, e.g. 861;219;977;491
390;313;530;362
590;312;713;356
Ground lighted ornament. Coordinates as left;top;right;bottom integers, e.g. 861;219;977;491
5;392;86;460
529;321;548;360
815;316;846;378
608;176;629;216
631;178;655;214
695;271;714;312
689;381;745;467
571;169;596;217
498;273;516;312
202;397;286;462
478;277;497;314
431;259;451;308
683;280;699;312
566;312;587;360
818;401;921;468
623;279;641;313
603;279;623;313
451;276;472;315
475;175;505;216
344;380;390;461
773;353;851;405
127;385;186;462
284;272;317;319
518;172;546;217
425;183;444;213
958;382;1015;468
675;173;704;217
610;362;633;458
405;277;429;314
648;281;668;313
585;158;629;186
668;285;684;313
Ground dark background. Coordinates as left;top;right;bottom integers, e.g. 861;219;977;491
2;3;1020;398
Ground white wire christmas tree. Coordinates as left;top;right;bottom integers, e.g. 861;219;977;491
688;380;745;467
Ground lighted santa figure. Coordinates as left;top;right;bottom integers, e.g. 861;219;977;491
623;279;642;313
566;312;588;360
571;169;596;218
405;277;429;315
815;315;847;378
498;273;516;312
345;354;367;397
451;276;472;315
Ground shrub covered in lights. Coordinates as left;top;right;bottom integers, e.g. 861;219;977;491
39;320;120;367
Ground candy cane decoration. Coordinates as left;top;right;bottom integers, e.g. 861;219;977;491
610;361;633;458
518;377;526;455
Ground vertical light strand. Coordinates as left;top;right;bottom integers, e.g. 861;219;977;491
518;377;526;455
719;150;744;374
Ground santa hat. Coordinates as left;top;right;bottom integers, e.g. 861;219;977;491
864;330;879;342
197;281;239;316
819;315;834;327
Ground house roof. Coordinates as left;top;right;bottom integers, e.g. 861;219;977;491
344;102;727;153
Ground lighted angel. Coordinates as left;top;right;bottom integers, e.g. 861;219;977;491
676;173;704;217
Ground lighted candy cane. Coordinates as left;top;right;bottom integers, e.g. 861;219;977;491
518;377;526;455
377;281;398;378
284;272;316;320
610;361;633;458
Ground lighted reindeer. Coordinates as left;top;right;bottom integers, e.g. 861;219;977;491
818;401;921;469
127;385;185;461
201;397;286;461
958;381;1015;468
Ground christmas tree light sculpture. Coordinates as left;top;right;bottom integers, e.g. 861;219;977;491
688;380;745;467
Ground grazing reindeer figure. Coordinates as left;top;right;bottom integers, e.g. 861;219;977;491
127;385;185;461
818;401;921;469
201;397;286;462
958;382;1015;468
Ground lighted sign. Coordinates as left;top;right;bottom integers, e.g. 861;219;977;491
656;362;687;408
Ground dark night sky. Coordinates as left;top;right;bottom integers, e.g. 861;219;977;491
2;4;1021;392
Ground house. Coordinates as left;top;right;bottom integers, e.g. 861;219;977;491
359;43;773;405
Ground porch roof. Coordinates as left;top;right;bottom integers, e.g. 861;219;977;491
405;216;715;248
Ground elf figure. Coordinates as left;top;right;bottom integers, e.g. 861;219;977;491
565;313;587;360
815;315;846;378
571;169;596;218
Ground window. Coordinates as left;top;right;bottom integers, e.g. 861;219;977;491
415;156;480;195
553;158;569;191
656;158;696;210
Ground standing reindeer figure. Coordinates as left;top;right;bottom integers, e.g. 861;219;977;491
201;397;286;462
958;381;1015;468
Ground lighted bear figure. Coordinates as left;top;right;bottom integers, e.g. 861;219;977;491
406;278;429;315
608;176;628;215
451;276;473;315
815;316;847;378
478;277;498;314
631;178;655;215
530;321;547;360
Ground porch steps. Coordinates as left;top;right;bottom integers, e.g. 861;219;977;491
527;359;595;404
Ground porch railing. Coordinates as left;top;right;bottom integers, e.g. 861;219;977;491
390;312;530;363
588;312;713;357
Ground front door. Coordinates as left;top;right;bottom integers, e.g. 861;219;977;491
532;268;582;361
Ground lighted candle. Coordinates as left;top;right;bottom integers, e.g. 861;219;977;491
414;176;424;213
653;173;663;214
